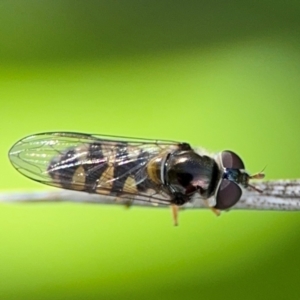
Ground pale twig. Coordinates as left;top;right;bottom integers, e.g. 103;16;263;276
1;180;300;211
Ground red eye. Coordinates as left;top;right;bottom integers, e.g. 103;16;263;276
221;151;245;169
215;179;242;209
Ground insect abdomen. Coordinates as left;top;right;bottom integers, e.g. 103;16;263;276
47;142;154;196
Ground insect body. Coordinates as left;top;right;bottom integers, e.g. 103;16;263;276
9;132;264;224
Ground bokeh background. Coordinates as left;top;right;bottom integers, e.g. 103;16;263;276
1;1;300;299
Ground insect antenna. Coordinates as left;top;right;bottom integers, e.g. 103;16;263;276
248;167;266;193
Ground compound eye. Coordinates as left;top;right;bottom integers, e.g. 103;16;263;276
221;151;245;169
215;179;242;209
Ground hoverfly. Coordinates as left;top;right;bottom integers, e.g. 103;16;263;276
8;132;264;225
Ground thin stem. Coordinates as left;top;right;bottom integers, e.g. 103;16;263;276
1;180;300;211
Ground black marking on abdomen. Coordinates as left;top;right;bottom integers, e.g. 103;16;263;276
134;150;155;192
48;148;79;189
83;142;108;192
47;141;163;197
111;143;137;193
47;142;109;192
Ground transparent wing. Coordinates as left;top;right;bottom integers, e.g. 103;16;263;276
9;132;181;205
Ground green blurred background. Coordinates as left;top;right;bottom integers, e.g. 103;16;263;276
1;1;300;299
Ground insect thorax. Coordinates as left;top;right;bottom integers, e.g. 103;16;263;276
147;148;220;203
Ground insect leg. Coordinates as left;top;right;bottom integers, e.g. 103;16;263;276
204;199;221;216
171;204;179;226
